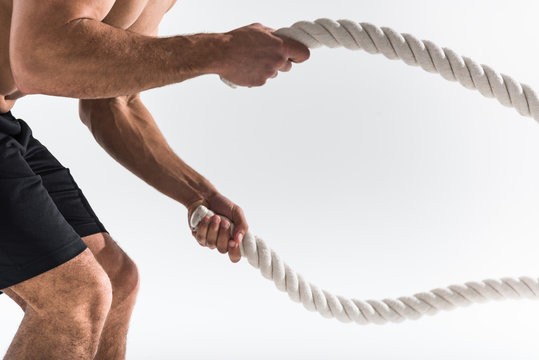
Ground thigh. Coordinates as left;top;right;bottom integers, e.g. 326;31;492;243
3;248;110;314
0;117;88;293
23;121;108;238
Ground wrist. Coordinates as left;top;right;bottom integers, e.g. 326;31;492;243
183;173;218;203
201;32;231;76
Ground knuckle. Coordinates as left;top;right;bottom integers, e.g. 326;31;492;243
268;54;285;67
276;53;287;64
217;246;227;254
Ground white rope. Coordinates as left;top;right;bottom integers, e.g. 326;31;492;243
275;19;539;121
224;18;539;121
190;206;539;325
199;19;539;325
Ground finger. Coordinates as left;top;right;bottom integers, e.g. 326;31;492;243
270;71;278;79
195;216;211;246
206;215;221;249
279;60;293;72
228;244;242;263
232;207;248;248
279;37;310;63
216;220;231;254
250;23;275;33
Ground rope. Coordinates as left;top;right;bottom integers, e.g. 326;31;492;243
190;206;539;325
273;19;539;121
195;19;539;325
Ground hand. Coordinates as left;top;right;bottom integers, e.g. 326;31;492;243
187;192;248;263
217;23;310;87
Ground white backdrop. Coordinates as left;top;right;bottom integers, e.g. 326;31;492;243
2;0;539;358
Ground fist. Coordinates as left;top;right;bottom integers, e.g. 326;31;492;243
187;194;248;263
218;23;310;87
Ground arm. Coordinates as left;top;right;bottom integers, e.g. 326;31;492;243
10;0;310;98
79;94;245;262
10;0;221;98
79;94;215;207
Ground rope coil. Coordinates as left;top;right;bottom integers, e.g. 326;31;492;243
202;19;539;325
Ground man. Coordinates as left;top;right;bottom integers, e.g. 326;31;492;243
0;0;310;358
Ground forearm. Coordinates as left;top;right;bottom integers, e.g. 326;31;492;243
11;18;224;99
79;95;217;207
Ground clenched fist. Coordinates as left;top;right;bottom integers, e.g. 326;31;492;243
187;192;248;263
216;23;310;87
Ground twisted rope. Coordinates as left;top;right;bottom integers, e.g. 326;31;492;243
203;19;539;325
190;206;539;325
271;19;539;121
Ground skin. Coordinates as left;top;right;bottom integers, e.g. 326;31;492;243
0;0;310;358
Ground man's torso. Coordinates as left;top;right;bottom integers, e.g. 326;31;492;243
0;0;176;113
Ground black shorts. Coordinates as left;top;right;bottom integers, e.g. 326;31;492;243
0;111;107;294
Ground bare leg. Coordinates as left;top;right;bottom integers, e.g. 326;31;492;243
82;232;140;360
2;248;112;359
2;233;139;360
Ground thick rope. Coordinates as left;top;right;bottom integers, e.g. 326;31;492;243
200;19;539;325
190;206;539;325
272;19;539;121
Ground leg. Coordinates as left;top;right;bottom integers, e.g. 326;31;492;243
0;112;136;358
82;232;140;360
1;113;137;358
2;232;140;360
2;248;113;359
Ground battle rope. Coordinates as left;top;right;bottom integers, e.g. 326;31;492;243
191;19;539;325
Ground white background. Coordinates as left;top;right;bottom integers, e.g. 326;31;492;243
2;0;539;358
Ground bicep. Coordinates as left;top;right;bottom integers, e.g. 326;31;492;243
11;0;116;86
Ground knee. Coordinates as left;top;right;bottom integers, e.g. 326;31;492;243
30;265;112;344
85;270;114;322
83;232;140;305
43;267;113;323
111;254;140;303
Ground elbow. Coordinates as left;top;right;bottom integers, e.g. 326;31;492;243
78;99;94;129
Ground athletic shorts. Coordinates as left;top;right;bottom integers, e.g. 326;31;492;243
0;111;108;294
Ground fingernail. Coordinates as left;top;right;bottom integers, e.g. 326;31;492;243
221;221;229;229
237;233;243;243
228;240;236;248
202;216;210;224
212;216;220;224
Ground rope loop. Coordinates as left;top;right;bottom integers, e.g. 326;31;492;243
205;19;539;325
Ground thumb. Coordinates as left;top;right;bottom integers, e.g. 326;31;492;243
279;36;311;63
